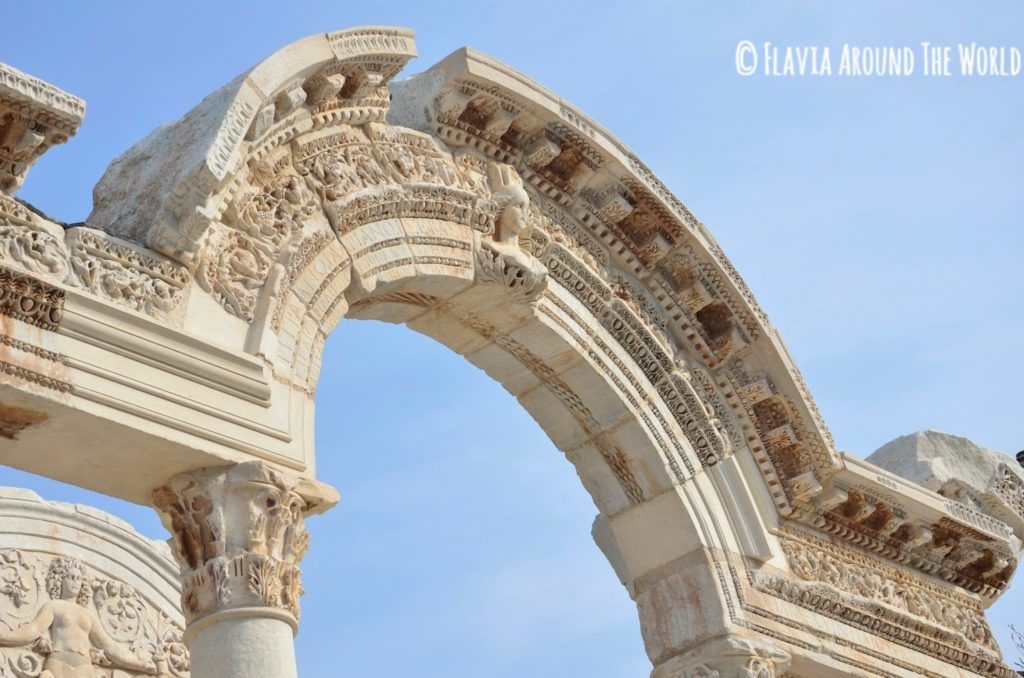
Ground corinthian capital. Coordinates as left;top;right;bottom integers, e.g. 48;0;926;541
151;461;314;627
652;637;791;678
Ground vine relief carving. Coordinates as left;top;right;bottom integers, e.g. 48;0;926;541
66;230;188;321
0;551;188;677
751;528;1005;672
782;533;995;648
0;195;189;325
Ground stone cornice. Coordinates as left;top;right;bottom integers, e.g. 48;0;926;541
0;62;84;193
0;63;84;131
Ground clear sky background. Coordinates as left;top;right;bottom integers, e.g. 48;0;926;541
2;2;1022;676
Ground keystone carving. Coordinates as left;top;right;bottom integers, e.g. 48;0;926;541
474;162;547;304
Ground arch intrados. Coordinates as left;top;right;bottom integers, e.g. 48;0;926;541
300;322;650;669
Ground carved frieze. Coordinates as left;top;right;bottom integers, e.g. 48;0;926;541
0;197;191;324
0;551;188;677
410;53;861;526
67;229;190;321
3;34;1018;678
729;525;1020;675
0;196;69;280
291;124;493;237
777;530;997;650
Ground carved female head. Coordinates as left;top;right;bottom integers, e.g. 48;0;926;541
487;162;530;245
45;556;90;606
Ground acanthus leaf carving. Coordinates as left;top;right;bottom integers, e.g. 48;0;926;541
151;461;313;626
472;162;547;304
652;637;789;678
474;239;546;305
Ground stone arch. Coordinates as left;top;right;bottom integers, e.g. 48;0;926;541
84;25;797;672
0;26;1019;678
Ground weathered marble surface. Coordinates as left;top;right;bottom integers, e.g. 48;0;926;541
870;429;1024;543
0;63;84;193
0;25;1019;678
0;486;188;677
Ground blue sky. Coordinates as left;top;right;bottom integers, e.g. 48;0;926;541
2;2;1022;675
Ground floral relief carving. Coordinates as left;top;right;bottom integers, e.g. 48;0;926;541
0;225;68;281
0;552;188;677
0;267;64;331
772;530;997;652
196;228;271;322
290;124;486;235
740;657;776;678
0;551;36;611
0;197;68;282
3;28;1023;678
67;230;189;321
653;637;789;678
0;196;193;323
234;170;317;251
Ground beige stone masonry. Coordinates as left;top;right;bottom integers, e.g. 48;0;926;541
0;26;1019;677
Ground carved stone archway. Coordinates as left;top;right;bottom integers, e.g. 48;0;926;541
0;27;1021;678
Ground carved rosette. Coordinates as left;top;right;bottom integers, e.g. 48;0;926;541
151;462;312;629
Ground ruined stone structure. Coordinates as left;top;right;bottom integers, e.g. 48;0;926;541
0;487;188;677
0;27;1021;677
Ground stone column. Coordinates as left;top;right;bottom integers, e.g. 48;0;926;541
151;461;318;678
651;637;791;678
